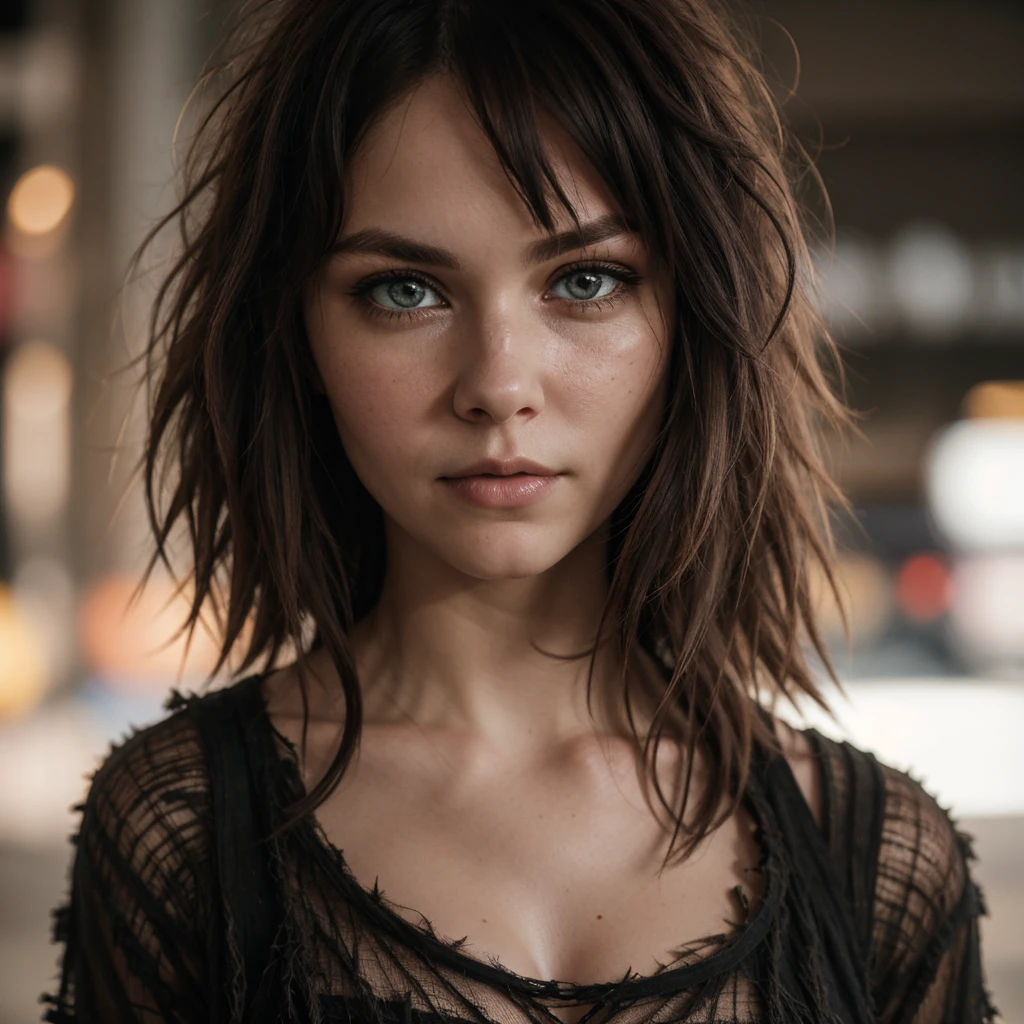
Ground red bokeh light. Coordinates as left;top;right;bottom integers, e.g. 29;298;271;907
894;552;954;624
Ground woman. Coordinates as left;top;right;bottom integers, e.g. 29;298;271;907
42;1;996;1022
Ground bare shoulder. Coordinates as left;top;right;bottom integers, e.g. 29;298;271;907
770;716;825;830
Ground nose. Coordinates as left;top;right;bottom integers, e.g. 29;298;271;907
451;312;544;425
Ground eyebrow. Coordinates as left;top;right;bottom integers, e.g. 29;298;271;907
328;212;634;270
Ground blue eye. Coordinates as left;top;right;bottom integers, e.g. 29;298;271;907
368;277;444;310
550;269;619;302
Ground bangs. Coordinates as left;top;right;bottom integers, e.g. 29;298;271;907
436;1;678;272
293;0;689;283
294;0;786;357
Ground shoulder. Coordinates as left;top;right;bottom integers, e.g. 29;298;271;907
809;727;972;897
767;717;975;917
816;738;989;1015
90;691;212;806
43;697;221;1023
772;721;981;960
78;695;216;891
870;755;978;936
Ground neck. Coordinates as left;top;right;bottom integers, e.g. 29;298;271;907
330;516;667;757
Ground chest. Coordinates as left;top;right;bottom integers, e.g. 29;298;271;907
273;718;766;1023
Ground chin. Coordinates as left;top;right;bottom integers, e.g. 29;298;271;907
437;530;574;582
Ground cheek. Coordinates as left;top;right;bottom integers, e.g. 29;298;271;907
560;320;668;453
315;342;434;477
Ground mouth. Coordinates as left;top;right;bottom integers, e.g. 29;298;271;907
439;471;562;509
450;471;532;478
441;457;560;479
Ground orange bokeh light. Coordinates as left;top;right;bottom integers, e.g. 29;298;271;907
77;574;229;688
6;165;75;236
0;584;48;718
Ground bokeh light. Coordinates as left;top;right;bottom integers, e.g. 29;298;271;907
2;340;73;522
0;584;48;719
894;552;953;624
963;380;1024;420
949;555;1024;675
926;419;1024;551
808;552;893;646
12;557;77;690
77;573;234;689
888;222;974;337
5;165;75;237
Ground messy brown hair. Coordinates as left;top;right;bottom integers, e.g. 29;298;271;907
134;0;854;867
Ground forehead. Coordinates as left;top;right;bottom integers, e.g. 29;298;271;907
343;74;620;241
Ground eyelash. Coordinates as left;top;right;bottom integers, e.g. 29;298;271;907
348;261;645;323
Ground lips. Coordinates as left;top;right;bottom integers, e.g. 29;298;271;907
441;457;558;480
438;456;563;509
440;472;561;509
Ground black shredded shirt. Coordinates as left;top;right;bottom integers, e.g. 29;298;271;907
40;672;999;1024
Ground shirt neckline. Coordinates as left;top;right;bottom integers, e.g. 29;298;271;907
239;670;783;1006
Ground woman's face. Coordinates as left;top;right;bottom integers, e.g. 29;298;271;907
304;75;673;581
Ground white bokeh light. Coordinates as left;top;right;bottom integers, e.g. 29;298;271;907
925;419;1024;551
888;222;974;337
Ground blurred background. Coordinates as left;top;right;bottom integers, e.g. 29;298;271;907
0;0;1022;1020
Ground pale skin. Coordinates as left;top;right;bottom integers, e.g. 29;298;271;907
262;74;820;1024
